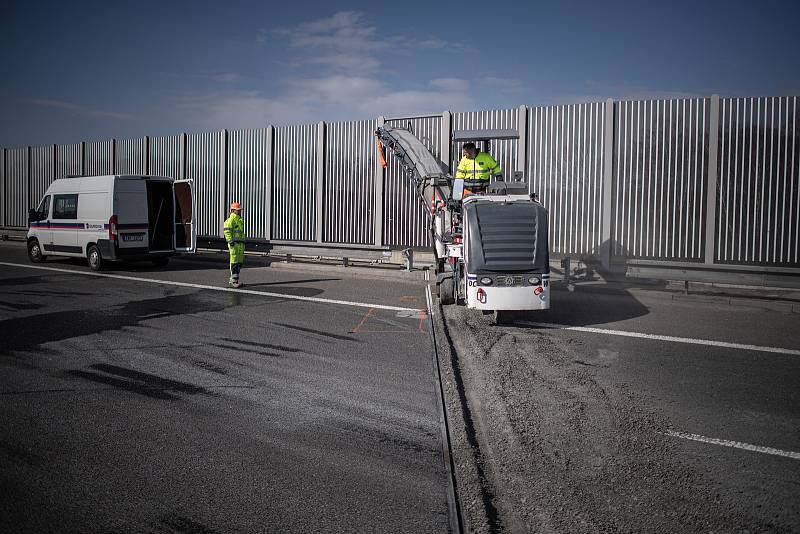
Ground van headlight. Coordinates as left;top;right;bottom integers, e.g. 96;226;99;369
480;277;493;285
528;276;540;285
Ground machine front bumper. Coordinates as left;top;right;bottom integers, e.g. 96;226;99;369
465;278;550;311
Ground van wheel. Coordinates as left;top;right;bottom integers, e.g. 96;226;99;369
28;239;46;263
87;245;103;271
152;257;169;268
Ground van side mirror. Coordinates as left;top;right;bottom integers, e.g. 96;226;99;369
28;209;39;224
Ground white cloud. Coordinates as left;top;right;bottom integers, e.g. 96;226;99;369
481;76;525;93
552;81;704;105
172;12;476;130
430;78;469;92
209;72;246;83
31;99;132;120
173;75;475;130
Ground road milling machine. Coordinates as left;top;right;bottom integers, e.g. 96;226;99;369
375;125;550;324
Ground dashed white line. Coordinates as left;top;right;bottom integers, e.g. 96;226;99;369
425;284;435;318
518;320;800;356
665;430;800;460
0;261;419;313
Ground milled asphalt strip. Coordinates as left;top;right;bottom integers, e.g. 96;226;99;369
426;284;463;534
665;430;800;460
0;261;419;313
518;321;800;356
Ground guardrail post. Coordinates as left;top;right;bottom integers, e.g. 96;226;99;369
180;132;187;181
266;125;274;241
80;141;86;176
600;98;615;269
517;104;528;174
145;136;151;176
440;111;452;169
26;146;31;213
220;129;228;238
1;148;5;226
374;116;385;247
704;94;721;265
315;120;325;244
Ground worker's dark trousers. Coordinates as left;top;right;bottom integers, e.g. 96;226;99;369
230;263;242;282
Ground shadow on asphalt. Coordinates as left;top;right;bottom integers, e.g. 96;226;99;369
244;278;341;287
0;292;237;355
40;256;233;273
508;278;654;328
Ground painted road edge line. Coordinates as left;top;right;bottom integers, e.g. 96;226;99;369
517;321;800;356
0;261;419;313
665;430;800;460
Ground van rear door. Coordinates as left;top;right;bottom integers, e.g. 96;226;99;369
173;179;196;253
114;179;149;250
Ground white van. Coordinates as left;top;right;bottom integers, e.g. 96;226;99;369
27;175;196;270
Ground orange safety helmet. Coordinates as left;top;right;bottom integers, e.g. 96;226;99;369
230;201;242;211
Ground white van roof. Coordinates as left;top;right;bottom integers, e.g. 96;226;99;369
44;175;173;194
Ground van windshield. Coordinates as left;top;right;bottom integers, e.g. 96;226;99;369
36;196;51;219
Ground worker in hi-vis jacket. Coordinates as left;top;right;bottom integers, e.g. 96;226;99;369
455;142;502;196
223;202;245;288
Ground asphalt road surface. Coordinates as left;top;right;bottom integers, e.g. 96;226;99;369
441;280;800;533
0;243;450;533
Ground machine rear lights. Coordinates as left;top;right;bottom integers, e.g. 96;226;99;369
480;277;493;285
453;235;463;244
528;276;540;285
476;288;486;303
534;286;544;295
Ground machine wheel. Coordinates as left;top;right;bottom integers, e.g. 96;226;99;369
438;277;455;305
28;239;46;263
152;257;169;268
494;310;515;325
87;245;103;272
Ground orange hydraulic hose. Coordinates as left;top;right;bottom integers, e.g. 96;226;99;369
377;139;387;168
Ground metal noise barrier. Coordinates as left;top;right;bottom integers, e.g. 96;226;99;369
324;119;377;245
2;97;799;271
613;98;710;261
717;96;799;267
272;123;317;242
528;102;606;256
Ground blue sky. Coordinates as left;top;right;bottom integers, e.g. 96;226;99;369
1;0;798;147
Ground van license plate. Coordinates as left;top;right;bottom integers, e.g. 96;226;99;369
122;233;145;242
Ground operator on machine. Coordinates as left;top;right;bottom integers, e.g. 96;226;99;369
455;142;502;196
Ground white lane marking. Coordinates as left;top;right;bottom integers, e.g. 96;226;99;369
0;261;419;313
665;430;800;460
518;320;800;356
425;284;435;318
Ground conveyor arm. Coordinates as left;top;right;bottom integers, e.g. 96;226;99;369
375;126;455;219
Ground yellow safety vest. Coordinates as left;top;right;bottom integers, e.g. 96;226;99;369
455;152;501;186
223;213;245;264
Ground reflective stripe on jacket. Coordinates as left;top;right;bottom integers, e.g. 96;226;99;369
223;213;245;264
455;152;501;185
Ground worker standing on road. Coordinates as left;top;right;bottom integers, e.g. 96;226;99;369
223;202;245;288
455;142;502;196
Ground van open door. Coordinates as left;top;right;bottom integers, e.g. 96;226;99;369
173;179;196;253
